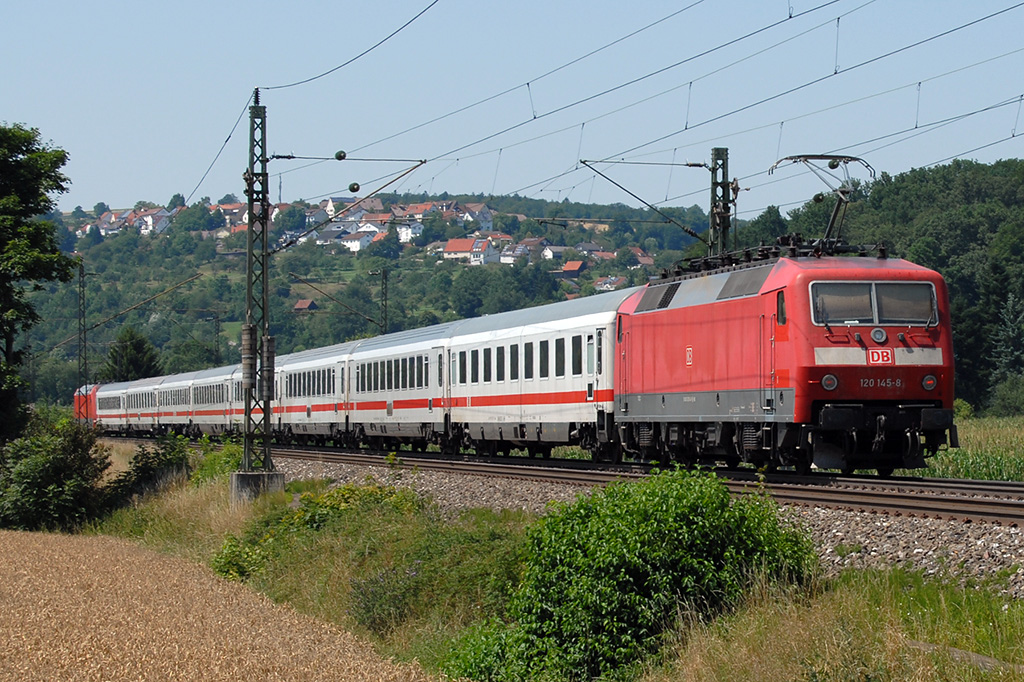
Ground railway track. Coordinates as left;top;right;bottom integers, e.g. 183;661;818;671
105;438;1024;526
276;446;1024;526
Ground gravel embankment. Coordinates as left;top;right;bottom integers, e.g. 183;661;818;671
0;530;434;682
277;458;1024;599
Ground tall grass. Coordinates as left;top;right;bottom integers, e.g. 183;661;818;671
917;416;1024;480
644;568;1024;681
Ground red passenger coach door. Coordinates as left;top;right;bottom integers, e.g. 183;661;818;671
616;315;630;415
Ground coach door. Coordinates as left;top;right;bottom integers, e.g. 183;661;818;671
432;346;447;419
760;290;782;414
615;314;630;415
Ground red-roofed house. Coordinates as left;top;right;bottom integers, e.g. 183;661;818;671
443;238;498;265
559;260;586;279
628;246;655;267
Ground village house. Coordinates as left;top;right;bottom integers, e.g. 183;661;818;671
443;238;498;265
461;203;494;231
499;243;531;265
396;221;424;244
559;260;586;279
593;275;627;291
338;231;373;252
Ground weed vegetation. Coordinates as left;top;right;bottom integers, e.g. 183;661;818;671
642;569;1024;681
442;470;815;681
907;415;1024;480
85;428;1024;681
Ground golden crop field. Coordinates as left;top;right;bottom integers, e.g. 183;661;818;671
0;530;436;681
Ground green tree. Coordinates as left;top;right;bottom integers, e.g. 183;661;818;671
363;227;401;260
170;202;222;232
740;205;789;247
167;193;186;210
134;200;157;210
93;201;110;217
97;326;163;382
989;293;1024;393
0;409;109;531
218;193;239;205
272;204;306;238
70;205;88;222
0;123;78;441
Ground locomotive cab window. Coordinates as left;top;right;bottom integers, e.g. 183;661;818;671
776;291;786;325
811;281;937;326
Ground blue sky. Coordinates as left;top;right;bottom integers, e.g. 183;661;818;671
5;0;1023;221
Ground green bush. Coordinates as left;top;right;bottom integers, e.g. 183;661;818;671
444;469;817;681
0;410;109;531
953;398;974;420
211;480;422;580
189;437;243;485
987;374;1024;417
104;435;190;508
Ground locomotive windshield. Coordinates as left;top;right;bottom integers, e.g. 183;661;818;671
811;281;936;327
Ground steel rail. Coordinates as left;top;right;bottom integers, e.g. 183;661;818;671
102;438;1024;525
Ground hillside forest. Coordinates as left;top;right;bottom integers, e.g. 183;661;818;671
24;159;1024;415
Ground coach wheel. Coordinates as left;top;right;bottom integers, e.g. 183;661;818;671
876;467;895;478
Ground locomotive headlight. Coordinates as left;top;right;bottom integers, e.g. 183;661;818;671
922;374;938;391
821;374;839;391
871;327;887;344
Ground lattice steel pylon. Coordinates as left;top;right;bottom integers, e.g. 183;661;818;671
241;88;275;472
77;262;90;425
708;147;733;257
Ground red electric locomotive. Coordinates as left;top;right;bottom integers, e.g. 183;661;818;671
611;155;957;474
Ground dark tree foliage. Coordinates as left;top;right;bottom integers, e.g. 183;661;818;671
97;326;163;382
171;202;223;232
93;201;110;217
0;409;108;531
167;193;186;210
0;123;78;440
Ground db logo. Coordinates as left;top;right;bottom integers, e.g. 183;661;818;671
867;348;894;366
685;346;693;366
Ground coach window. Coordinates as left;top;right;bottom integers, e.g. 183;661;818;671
524;342;534;380
370;363;377;392
470;349;479;383
417;356;425;388
777;290;787;325
400;357;407;389
573;335;583;376
586;335;595;375
459;351;467;384
555;338;566;378
539;340;550;379
483;348;492;383
496;346;505;382
510;344;519;381
438;353;444;387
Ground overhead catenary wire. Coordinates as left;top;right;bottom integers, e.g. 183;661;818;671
504;14;1024;204
261;0;441;91
349;0;710;154
426;0;845;164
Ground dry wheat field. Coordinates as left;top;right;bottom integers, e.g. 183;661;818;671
0;530;435;681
